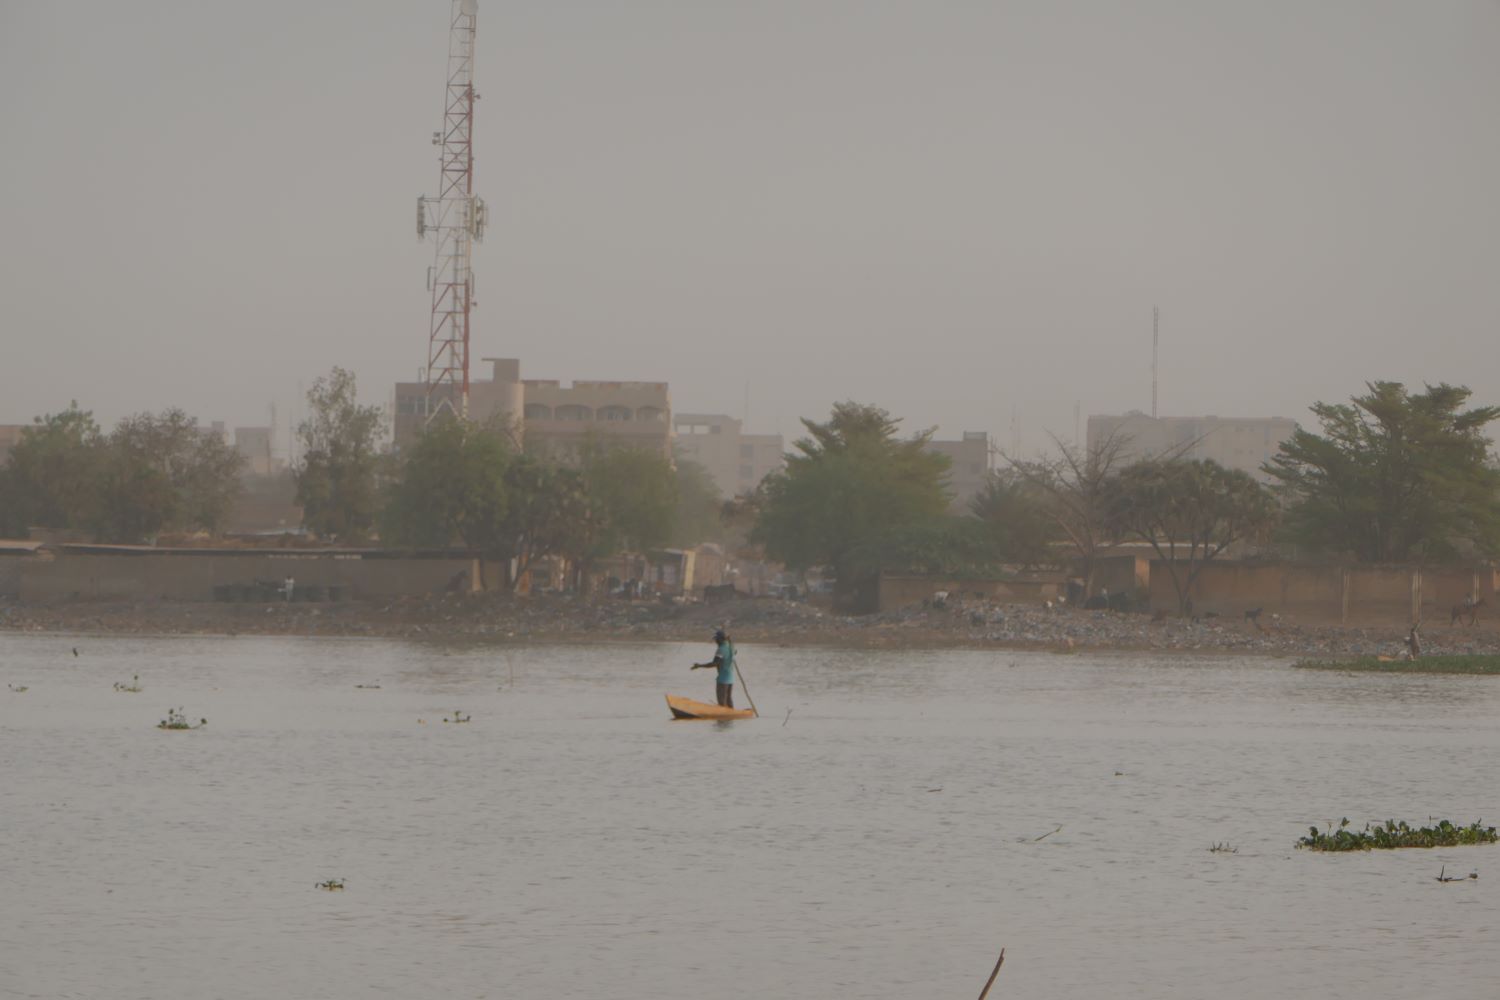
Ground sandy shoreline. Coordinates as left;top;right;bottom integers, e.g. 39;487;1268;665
5;592;1500;661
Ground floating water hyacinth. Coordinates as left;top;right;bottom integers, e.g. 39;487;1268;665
1298;817;1498;851
157;708;207;730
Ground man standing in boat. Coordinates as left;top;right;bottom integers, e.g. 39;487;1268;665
691;629;737;708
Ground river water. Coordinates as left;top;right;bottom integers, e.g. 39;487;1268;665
2;634;1498;999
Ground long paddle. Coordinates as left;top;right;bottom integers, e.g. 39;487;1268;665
733;659;760;718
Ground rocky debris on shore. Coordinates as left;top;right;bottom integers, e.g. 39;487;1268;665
3;591;1498;659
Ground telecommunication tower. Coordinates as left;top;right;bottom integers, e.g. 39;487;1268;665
417;0;486;421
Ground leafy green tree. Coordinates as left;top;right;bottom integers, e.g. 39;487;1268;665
1109;458;1277;612
381;417;511;584
1265;382;1500;562
578;442;678;559
669;457;723;548
970;469;1062;568
843;516;1004;581
295;368;385;542
109;408;245;534
0;403;105;535
90;441;176;543
751;402;950;609
498;455;596;591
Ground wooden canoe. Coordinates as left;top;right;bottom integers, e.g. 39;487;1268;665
666;694;756;720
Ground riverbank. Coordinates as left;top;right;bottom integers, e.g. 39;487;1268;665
5;592;1500;659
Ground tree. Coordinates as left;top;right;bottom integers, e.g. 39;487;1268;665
0;403;105;536
109;408;245;535
1004;430;1132;599
669;457;723;548
380;417;511;584
751;401;951;610
497;455;595;591
89;441;176;543
970;469;1062;568
295;368;385;542
843;516;1004;581
1265;382;1500;562
578;442;678;558
1109;458;1277;612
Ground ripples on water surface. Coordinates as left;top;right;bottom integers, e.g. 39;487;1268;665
2;634;1498;999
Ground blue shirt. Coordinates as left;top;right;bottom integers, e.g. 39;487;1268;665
716;641;736;685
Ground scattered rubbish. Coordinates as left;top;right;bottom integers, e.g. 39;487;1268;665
8;684;28;693
315;878;346;891
355;683;381;689
1436;866;1478;883
443;710;470;723
1033;825;1063;842
1209;842;1237;853
114;675;143;693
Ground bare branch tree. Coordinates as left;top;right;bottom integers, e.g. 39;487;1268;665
1002;429;1132;600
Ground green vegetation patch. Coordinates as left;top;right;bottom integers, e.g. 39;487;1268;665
1298;818;1498;851
1294;655;1500;674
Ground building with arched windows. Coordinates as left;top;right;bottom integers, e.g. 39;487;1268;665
392;357;672;460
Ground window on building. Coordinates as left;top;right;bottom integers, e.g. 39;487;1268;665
598;405;632;422
740;444;753;458
555;404;592;421
524;403;552;420
638;407;664;422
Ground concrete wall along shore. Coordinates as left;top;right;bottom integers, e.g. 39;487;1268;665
1149;560;1496;623
12;547;476;603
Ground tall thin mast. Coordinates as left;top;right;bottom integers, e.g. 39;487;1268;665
1151;305;1159;419
418;0;486;422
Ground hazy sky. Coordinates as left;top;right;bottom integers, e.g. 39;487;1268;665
2;1;1497;455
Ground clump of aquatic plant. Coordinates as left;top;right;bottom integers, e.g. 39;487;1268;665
1208;842;1237;854
158;707;207;730
114;675;143;693
1294;655;1500;675
315;878;346;891
443;709;471;723
1297;817;1498;851
8;684;28;693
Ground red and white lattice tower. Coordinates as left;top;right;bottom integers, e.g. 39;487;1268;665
417;0;486;421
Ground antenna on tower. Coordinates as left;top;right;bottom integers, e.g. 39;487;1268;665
1151;305;1159;419
418;0;484;423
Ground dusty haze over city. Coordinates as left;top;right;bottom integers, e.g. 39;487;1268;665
2;0;1497;455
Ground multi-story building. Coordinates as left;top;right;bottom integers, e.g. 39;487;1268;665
673;413;783;498
233;426;276;477
523;377;671;460
393;357;525;451
393;358;670;460
1086;411;1298;481
925;431;992;510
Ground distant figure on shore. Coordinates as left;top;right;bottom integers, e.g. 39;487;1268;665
282;576;295;602
691;629;737;708
1404;624;1421;660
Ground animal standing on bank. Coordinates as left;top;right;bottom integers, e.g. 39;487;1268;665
1451;597;1484;626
